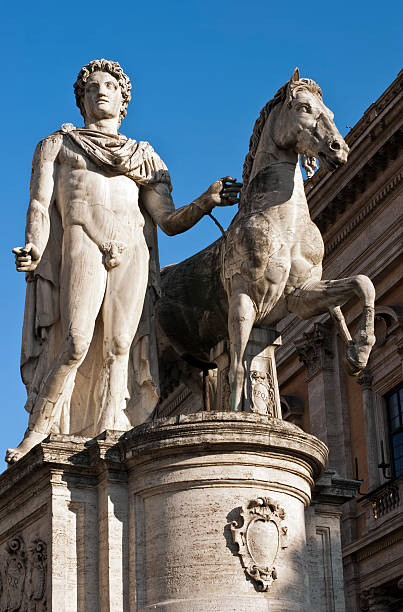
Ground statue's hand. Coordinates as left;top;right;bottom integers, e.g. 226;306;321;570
198;176;242;211
12;243;41;272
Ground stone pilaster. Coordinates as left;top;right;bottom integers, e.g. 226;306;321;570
295;324;352;479
305;470;361;612
357;371;382;491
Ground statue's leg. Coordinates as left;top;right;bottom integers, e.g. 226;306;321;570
286;275;375;373
6;228;107;463
94;240;149;432
227;248;289;412
228;291;256;411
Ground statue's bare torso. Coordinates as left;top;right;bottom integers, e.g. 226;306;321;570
57;136;146;248
6;62;241;464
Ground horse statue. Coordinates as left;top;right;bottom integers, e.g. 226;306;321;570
156;68;376;411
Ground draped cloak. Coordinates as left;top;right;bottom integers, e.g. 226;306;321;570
21;125;171;435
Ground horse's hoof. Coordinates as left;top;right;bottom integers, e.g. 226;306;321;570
344;354;364;377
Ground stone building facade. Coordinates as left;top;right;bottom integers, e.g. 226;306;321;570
276;69;403;610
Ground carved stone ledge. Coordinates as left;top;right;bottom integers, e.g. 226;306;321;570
230;497;287;592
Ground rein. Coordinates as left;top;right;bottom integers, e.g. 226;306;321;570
206;211;226;238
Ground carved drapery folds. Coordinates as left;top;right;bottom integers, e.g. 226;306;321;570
0;536;47;611
295;322;333;380
230;497;287;591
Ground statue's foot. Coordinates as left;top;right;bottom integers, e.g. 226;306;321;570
344;338;374;377
5;431;47;465
344;353;362;376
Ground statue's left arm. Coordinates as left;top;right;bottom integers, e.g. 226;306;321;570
140;176;241;236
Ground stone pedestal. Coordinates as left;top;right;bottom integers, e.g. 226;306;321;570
0;413;328;611
210;327;282;416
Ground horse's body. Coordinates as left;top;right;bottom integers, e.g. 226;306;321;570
157;69;376;410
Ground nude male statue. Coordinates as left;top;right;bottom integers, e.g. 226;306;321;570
7;59;241;463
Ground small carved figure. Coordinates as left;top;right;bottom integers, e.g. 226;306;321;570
7;59;241;463
3;537;26;611
157;68;376;410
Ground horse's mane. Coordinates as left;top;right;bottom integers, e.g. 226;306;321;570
240;78;322;203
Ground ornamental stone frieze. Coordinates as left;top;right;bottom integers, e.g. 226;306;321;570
0;536;47;611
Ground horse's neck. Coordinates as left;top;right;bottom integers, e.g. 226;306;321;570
245;114;307;212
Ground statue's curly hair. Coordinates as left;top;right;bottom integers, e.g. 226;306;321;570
74;59;132;123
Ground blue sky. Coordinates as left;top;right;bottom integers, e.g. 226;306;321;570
0;0;401;466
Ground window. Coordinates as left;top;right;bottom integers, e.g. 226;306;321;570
386;386;403;478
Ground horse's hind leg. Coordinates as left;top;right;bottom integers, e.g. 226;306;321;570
228;292;256;411
286;275;375;374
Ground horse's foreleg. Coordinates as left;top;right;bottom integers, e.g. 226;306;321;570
228;292;256;411
287;275;375;374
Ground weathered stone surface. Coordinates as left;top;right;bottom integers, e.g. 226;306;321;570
157;68;376;415
8;59;240;464
0;413;329;611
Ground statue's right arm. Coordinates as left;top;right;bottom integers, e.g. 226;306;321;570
13;134;62;272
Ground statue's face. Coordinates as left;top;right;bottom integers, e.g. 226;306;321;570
83;71;123;123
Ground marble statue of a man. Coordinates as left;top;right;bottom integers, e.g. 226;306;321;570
7;59;241;463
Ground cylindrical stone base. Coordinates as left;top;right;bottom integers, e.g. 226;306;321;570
0;413;328;612
123;412;327;611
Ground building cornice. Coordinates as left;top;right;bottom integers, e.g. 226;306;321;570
305;70;403;233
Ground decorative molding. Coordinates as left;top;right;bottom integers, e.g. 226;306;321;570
324;172;403;258
316;526;335;612
158;386;192;417
355;531;403;562
0;535;47;611
230;497;287;591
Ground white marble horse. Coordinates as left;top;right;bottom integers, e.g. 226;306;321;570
157;69;375;410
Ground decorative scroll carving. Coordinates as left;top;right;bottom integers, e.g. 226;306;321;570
230;497;287;591
357;369;373;389
295;322;333;380
3;537;26;611
250;365;276;416
0;536;47;611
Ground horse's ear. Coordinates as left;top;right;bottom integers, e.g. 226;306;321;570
290;67;300;82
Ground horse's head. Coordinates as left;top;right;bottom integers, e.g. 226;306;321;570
274;68;349;176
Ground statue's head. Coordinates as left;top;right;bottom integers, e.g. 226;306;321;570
74;59;132;124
